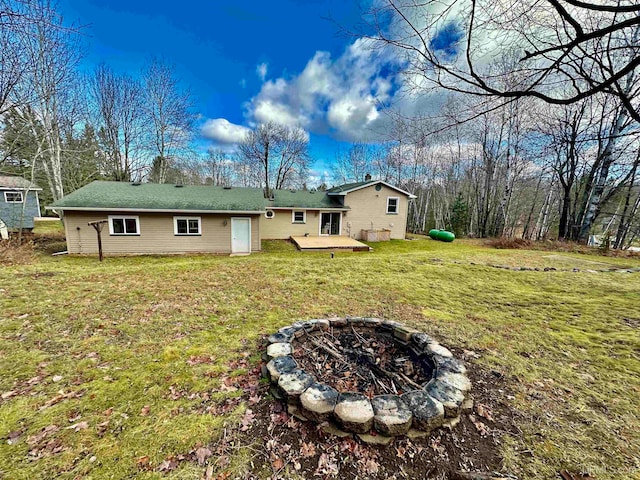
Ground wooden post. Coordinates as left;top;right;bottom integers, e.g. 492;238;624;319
88;220;108;261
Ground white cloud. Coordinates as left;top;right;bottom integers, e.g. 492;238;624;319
256;62;268;81
200;118;251;144
244;38;401;141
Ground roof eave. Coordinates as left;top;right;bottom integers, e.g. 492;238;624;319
45;206;265;214
269;206;350;211
329;181;416;198
0;186;43;191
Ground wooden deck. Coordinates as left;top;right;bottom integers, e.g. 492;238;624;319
291;235;371;252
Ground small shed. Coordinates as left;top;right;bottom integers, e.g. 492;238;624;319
0;176;42;231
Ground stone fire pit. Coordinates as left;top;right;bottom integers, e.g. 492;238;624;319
263;317;472;443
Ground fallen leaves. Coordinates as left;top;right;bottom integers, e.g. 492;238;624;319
140;405;150;416
157;458;178;472
96;421;110;436
2;390;17;400
195;447;212;466
136;455;150;469
271;457;285;471
7;430;22;445
469;414;491;437
65;421;89;432
27;425;59;446
476;403;494;421
315;452;339;476
239;409;255;432
39;390;82;410
26;425;64;459
300;441;316;458
559;470;596;480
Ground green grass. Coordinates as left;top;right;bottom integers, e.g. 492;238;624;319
1;238;639;479
32;219;64;235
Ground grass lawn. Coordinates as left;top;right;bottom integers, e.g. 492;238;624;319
1;233;639;479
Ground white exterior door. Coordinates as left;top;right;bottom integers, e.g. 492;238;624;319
231;217;251;253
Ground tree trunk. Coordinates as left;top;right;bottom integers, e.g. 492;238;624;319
614;156;639;249
577;106;628;242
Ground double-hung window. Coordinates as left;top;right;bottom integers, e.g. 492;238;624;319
386;197;399;214
174;216;201;235
292;211;306;224
4;191;23;203
109;215;140;235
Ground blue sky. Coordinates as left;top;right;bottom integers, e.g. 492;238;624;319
57;0;459;179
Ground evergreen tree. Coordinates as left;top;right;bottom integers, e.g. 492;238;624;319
449;193;469;237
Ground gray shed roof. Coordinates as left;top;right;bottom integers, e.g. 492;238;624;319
0;176;41;190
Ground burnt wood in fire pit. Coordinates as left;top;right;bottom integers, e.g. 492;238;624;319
264;317;472;441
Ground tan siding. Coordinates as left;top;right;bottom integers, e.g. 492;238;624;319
342;185;409;240
63;211;261;255
260;209;323;239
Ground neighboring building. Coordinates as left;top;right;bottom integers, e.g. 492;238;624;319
0;176;42;231
48;179;415;255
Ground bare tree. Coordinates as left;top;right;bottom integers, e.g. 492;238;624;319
0;1;29;115
142;58;195;183
333;142;383;184
89;64;146;181
239;121;309;197
359;1;640;122
15;0;81;202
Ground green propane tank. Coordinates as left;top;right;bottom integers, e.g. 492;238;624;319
428;229;455;242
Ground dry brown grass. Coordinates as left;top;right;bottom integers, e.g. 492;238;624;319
0;240;35;265
484;237;640;258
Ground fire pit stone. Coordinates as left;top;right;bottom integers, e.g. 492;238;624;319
264;318;471;441
300;382;339;422
334;393;375;433
278;369;314;402
371;395;413;435
265;355;297;381
401;390;445;430
425;379;466;417
266;342;293;359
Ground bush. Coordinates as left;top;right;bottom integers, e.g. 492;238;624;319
485;238;533;249
484;237;640;258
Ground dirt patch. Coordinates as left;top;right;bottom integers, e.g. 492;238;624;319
622;317;640;329
211;349;520;480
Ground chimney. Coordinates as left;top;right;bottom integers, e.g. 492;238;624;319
364;173;372;181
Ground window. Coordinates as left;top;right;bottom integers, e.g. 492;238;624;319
292;211;306;224
109;215;139;235
174;216;201;235
4;191;23;203
386;197;399;214
265;210;275;219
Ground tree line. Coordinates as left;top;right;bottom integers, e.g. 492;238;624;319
1;0;638;246
0;1;312;209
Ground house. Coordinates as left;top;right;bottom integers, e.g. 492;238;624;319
0;175;42;232
47;178;415;255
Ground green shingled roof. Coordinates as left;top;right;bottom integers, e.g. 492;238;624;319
49;181;266;212
326;181;375;194
269;189;345;209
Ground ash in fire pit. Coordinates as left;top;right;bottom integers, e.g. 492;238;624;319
295;328;432;395
264;317;472;442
